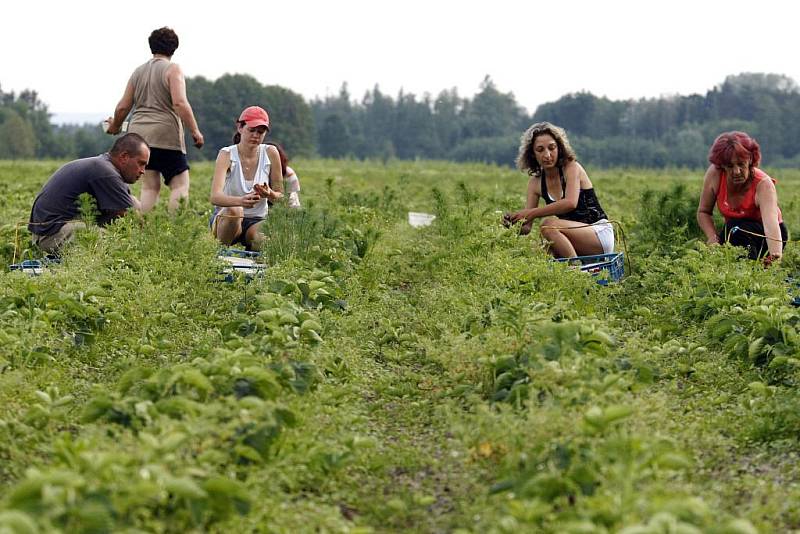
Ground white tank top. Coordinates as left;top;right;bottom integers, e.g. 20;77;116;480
220;144;271;218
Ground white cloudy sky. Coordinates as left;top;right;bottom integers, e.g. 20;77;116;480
2;0;798;121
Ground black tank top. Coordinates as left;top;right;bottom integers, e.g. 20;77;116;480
540;166;607;224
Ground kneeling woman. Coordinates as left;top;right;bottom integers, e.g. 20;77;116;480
697;131;786;262
506;122;614;258
210;106;283;250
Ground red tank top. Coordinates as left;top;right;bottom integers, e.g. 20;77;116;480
716;168;782;224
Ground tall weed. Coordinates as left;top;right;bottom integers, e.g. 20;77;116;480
633;183;704;253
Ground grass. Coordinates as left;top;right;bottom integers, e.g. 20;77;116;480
1;158;800;532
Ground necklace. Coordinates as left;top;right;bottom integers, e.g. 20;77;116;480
239;145;258;172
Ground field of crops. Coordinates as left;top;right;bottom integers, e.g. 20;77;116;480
2;158;800;533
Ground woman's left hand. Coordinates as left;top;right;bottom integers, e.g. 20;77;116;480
254;183;283;201
508;209;533;224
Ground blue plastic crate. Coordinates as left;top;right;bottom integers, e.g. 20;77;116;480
554;252;624;285
218;248;262;258
787;277;800;307
217;248;266;283
9;257;61;276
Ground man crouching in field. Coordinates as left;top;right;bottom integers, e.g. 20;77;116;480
28;133;149;254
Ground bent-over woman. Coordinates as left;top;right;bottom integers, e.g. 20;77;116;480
697;131;786;262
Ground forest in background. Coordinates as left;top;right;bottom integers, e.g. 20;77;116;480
1;72;799;168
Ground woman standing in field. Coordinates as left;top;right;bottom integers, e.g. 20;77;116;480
107;27;204;213
209;106;283;250
697;131;786;263
504;122;614;258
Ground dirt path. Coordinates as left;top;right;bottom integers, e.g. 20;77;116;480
314;221;491;532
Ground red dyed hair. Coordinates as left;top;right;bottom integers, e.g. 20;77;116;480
708;131;761;169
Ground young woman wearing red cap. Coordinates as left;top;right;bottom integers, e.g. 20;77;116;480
209;106;283;250
697;131;787;263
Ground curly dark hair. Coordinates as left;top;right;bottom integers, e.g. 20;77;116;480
516;122;577;176
148;27;179;56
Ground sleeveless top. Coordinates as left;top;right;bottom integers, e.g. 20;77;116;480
540;166;608;224
716;168;782;224
219;144;271;218
127;58;186;153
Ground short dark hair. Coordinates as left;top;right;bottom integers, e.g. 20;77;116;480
148;27;179;56
110;133;148;156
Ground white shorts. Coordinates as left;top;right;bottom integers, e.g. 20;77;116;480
592;219;615;254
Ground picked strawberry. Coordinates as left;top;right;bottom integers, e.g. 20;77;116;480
253;183;270;197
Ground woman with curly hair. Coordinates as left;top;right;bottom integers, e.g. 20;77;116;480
697;131;786;262
504;122;614;258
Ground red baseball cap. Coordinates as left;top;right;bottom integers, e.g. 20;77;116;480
238;106;270;130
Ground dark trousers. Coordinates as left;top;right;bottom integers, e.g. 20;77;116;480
720;219;788;259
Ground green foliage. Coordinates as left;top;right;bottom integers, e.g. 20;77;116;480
257;203;342;265
8;71;800;166
2;160;800;532
632;183;704;253
0;109;36;159
186;73;315;160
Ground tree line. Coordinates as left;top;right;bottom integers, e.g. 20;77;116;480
2;72;799;168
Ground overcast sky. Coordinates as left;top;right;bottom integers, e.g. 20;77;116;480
2;0;798;122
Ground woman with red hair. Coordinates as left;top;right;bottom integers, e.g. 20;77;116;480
697;131;787;262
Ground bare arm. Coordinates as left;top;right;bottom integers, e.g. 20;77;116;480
130;194;142;212
525;176;540;209
265;145;284;198
755;178;783;258
106;81;134;135
697;165;720;245
209;150;260;208
166;63;204;148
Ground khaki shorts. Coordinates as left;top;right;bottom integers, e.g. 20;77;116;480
31;221;86;254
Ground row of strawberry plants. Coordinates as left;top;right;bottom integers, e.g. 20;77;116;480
394;194;768;531
0;267;345;532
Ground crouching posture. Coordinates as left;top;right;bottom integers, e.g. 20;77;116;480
29;133;149;253
209;106;283;250
504;122;614;258
697;131;786;263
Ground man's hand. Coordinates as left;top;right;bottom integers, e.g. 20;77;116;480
192;130;204;148
130;194;142;212
104;117;120;135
